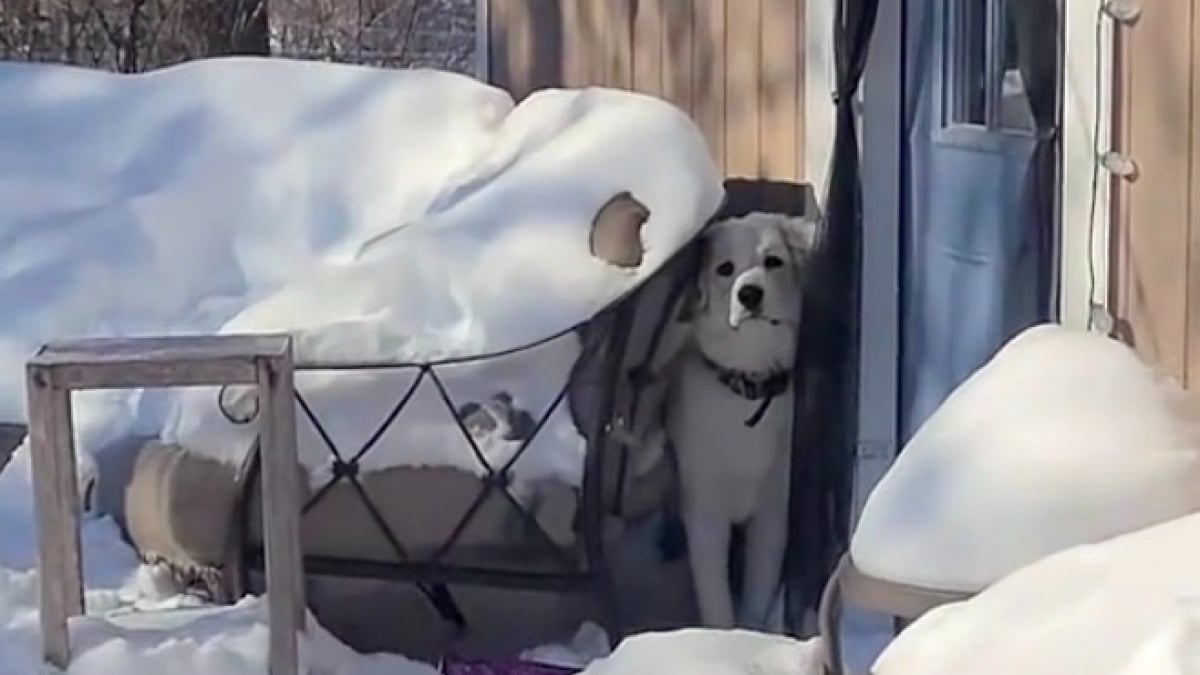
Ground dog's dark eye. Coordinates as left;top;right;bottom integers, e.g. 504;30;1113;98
764;255;784;269
715;261;734;277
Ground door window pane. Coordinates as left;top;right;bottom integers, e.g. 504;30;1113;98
943;0;1035;132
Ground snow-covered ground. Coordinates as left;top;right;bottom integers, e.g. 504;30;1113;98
0;442;443;675
0;57;723;490
0;437;848;675
578;629;824;675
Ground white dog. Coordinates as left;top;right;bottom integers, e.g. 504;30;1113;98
649;211;817;630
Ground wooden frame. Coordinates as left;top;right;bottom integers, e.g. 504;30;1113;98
931;0;1041;151
817;553;975;675
24;334;303;675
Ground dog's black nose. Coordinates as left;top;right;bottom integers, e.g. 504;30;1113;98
737;284;764;310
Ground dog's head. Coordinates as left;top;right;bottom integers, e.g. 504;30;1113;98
680;211;819;373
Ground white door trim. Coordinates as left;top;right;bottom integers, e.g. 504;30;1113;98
1059;2;1113;329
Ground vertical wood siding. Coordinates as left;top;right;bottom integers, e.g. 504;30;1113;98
486;0;807;182
1110;1;1200;388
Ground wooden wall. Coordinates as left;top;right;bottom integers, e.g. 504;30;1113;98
485;0;807;182
1109;1;1200;388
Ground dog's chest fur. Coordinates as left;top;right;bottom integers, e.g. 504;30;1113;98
667;353;793;523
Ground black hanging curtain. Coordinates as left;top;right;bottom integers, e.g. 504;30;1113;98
1008;0;1060;320
785;0;881;629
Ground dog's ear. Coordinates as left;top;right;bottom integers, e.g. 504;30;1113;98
781;215;821;262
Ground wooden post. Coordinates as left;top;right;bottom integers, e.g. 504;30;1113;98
257;352;305;675
24;334;303;675
26;364;83;669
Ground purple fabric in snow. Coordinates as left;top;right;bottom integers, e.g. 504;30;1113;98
441;659;579;675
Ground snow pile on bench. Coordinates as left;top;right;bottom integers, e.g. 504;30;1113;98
852;323;1200;592
873;511;1200;675
0;58;723;487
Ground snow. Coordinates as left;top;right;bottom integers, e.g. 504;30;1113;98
0;57;723;488
0;56;733;675
520;621;614;670
851;323;1200;592
0;439;844;675
871;511;1200;675
19;56;1180;675
578;629;824;675
0;441;439;675
521;621;892;675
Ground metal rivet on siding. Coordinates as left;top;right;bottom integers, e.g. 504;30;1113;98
1102;0;1142;23
1101;151;1139;180
1089;303;1116;337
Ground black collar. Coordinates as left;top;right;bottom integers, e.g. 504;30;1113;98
699;352;791;427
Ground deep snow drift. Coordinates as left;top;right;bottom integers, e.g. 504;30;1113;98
872;511;1200;675
851;324;1200;592
0;57;724;488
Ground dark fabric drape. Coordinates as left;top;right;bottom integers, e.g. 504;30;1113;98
904;2;930;140
785;0;881;630
1009;0;1060;319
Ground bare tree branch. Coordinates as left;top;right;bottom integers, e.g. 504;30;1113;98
0;0;475;74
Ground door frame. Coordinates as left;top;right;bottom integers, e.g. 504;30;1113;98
855;0;1106;517
854;0;905;524
1059;0;1114;329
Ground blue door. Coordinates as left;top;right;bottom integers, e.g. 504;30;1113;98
900;0;1059;439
